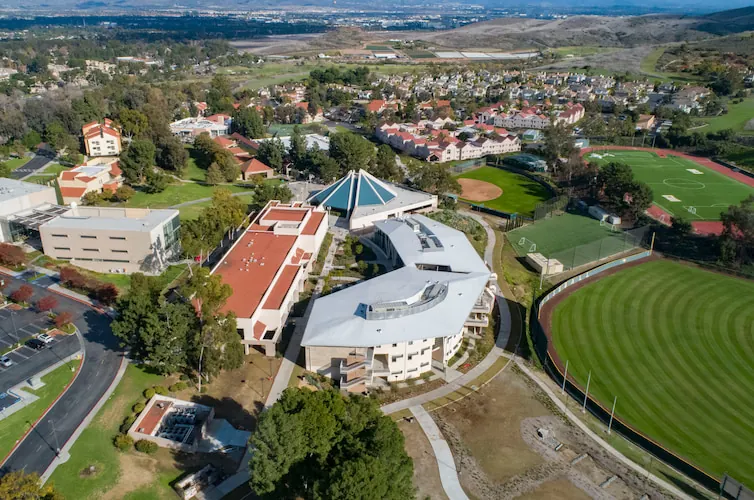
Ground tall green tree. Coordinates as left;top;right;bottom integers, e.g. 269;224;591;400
119;139;156;184
289;125;307;168
232;107;266;139
329;132;376;174
257;137;286;172
374;145;401;182
156;136;189;174
0;470;62;500
542;122;575;165
250;388;414;500
407;160;460;195
206;162;224;185
207;75;234;114
118;108;148;139
720;195;754;266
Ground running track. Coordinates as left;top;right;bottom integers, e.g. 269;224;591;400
581;146;754;235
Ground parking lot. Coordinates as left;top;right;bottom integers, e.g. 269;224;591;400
0;305;81;392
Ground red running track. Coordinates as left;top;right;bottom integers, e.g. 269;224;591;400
580;146;754;236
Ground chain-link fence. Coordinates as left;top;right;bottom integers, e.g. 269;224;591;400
449;158;486;175
549;226;652;270
533;195;569;220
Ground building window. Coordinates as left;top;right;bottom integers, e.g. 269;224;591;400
109;236;126;240
103;259;129;263
112;249;128;253
421;362;429;367
392;343;398;347
77;258;93;261
407;368;418;373
53;247;70;251
391;355;403;362
80;235;97;239
83;248;98;252
408;341;413;345
51;234;67;238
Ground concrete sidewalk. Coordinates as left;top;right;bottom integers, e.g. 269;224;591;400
410;405;468;500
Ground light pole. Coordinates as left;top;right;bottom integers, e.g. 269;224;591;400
49;419;60;457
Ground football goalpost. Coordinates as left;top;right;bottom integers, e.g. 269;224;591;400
518;237;537;253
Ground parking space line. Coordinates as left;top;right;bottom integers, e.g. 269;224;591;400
13;350;29;360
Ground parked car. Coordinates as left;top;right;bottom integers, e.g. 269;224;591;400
37;333;54;344
0;356;12;367
26;339;46;350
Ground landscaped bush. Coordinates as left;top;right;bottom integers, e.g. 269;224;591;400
54;311;73;328
169;382;187;392
10;284;33;304
143;388;156;399
132;402;145;413
0;243;25;268
120;414;136;433
59;266;119;305
135;439;159;454
153;385;167;395
113;434;133;451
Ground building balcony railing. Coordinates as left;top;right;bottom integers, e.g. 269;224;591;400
340;358;368;374
340;374;368;390
472;297;494;314
465;315;489;328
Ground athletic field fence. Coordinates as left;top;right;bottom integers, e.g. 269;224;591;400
449;158;486;175
533;195;569;220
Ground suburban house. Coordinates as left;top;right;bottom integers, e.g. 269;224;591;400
39;206;180;274
211;201;328;356
635;114;656;131
554;103;585;126
82;119;122;157
308;169;437;229
58;158;123;205
170;115;230;142
302;214;497;392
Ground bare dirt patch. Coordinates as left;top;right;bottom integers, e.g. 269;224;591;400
431;366;675;499
398;420;449;500
459;178;503;202
101;452;158;500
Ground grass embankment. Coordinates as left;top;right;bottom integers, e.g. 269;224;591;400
456;166;551;216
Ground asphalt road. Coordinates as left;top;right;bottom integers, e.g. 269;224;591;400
11;155;52;180
0;277;122;476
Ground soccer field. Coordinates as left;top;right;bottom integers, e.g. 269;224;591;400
456;166;551;216
507;212;641;268
550;260;754;485
587;150;754;221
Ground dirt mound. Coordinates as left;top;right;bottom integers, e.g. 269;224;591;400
459;178;503;202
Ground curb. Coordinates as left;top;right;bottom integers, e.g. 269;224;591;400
40;354;128;483
0;352;84;468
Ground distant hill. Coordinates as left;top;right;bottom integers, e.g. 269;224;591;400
416;7;754;50
696;6;754;35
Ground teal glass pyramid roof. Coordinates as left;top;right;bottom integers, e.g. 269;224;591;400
309;170;397;213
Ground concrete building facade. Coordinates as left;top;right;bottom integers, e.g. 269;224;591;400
39;206;180;274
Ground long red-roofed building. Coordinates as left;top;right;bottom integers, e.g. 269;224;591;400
211;200;328;355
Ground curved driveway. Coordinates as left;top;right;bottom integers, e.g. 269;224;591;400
0;276;122;476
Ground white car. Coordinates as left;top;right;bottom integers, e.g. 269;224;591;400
0;356;12;367
37;333;54;344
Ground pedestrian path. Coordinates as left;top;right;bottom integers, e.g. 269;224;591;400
410;405;469;500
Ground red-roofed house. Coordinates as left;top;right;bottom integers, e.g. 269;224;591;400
82;119;122;157
211;201;328;356
239;158;274;180
58;157;123;204
555;103;585;126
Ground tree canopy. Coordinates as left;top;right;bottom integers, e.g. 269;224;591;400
0;470;63;500
329;132;376;175
720;195;754;267
250;388;414;500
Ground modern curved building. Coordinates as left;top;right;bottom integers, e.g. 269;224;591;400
302;214;496;392
307;169;437;230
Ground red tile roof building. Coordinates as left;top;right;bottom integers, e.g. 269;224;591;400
58;157;123;204
82;119;122;157
211;201;328;356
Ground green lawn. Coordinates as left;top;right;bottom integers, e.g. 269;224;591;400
697;97;754;135
49;364;166;499
550;259;754;485
178;193;255;221
183;146;206;182
508;212;636;268
639;47;704;83
84;264;187;293
586;149;754;220
5;157;30;170
456;166;551;216
267;123;323;136
0;363;78;461
125;182;254;209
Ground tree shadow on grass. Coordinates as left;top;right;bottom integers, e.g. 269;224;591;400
188;394;260;432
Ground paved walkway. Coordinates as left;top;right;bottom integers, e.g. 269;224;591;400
410;405;469;500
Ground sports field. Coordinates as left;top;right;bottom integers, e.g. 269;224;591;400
587;150;754;221
550;259;754;485
508;212;641;269
456;166;551;216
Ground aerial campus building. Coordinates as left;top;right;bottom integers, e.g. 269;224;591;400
308;169;437;230
211;201;328;356
302;214;497;392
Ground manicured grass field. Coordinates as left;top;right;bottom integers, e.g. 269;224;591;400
551;259;754;485
456;166;551;216
5;157;30;170
125;182;254;209
697;97;754;135
587;150;754;220
177;193;255;221
0;364;78;461
507;212;636;268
